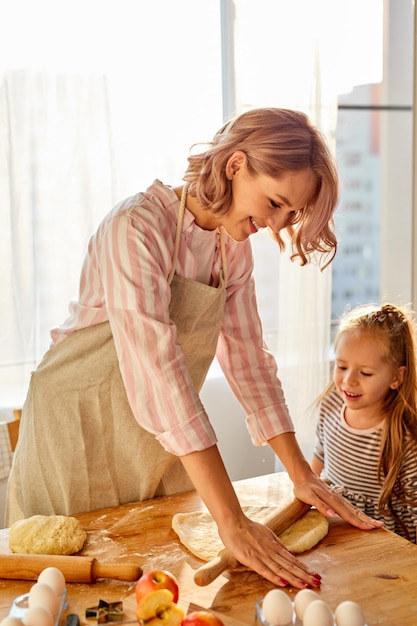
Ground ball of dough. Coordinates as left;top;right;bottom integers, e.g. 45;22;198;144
9;515;87;555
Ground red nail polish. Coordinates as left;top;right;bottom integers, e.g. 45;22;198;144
312;578;321;588
278;578;289;586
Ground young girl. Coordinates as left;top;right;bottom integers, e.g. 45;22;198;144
7;108;381;589
312;303;417;542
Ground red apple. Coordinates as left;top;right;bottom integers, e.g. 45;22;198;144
135;570;180;605
146;603;184;626
136;589;175;621
182;611;225;626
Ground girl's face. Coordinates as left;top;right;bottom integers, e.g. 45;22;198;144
218;151;317;242
333;331;405;419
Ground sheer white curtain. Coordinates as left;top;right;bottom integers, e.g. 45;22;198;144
1;0;369;470
0;1;223;409
232;0;343;463
0;70;117;406
232;0;382;463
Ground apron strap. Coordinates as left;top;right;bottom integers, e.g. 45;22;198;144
219;226;228;285
168;184;188;285
168;185;228;287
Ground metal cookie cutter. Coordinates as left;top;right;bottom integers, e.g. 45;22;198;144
86;600;124;623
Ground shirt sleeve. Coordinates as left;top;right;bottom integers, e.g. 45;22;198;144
311;390;342;464
215;240;295;446
312;407;325;463
53;187;300;457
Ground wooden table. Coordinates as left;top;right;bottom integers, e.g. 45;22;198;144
1;472;417;625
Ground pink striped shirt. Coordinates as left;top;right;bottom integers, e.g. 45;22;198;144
51;180;294;455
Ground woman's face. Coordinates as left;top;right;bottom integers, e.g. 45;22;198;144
219;151;317;242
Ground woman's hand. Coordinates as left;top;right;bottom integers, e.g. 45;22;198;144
180;445;322;588
218;513;322;589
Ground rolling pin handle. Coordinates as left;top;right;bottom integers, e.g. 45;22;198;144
193;549;237;586
193;498;311;586
91;560;143;582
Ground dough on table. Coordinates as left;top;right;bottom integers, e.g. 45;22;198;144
277;509;329;552
172;506;328;561
9;514;87;555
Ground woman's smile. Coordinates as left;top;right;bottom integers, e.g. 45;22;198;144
219;160;317;242
249;216;266;233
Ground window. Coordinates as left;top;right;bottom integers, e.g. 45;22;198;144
228;0;414;332
225;0;414;462
0;1;224;407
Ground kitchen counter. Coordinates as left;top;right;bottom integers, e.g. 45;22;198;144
1;472;417;625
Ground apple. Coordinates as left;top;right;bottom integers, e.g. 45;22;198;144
145;604;184;626
136;589;175;622
182;611;225;626
136;569;180;604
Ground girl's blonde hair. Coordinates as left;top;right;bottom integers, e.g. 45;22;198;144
328;303;417;537
183;108;339;269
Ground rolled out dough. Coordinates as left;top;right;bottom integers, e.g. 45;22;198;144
172;506;328;561
277;509;329;552
9;514;87;555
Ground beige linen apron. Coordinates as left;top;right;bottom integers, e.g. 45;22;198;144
6;186;227;524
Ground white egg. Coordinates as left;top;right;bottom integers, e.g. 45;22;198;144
303;599;334;626
38;567;66;596
22;606;54;626
335;600;366;626
0;618;24;626
261;589;294;626
29;582;60;616
293;588;320;620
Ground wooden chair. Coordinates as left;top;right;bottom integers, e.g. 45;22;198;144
7;409;21;452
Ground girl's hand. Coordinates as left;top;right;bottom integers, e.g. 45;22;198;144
292;474;384;529
218;514;321;589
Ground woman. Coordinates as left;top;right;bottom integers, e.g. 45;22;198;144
6;108;382;588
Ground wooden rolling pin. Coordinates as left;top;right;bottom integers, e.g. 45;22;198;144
0;554;142;582
194;497;311;586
